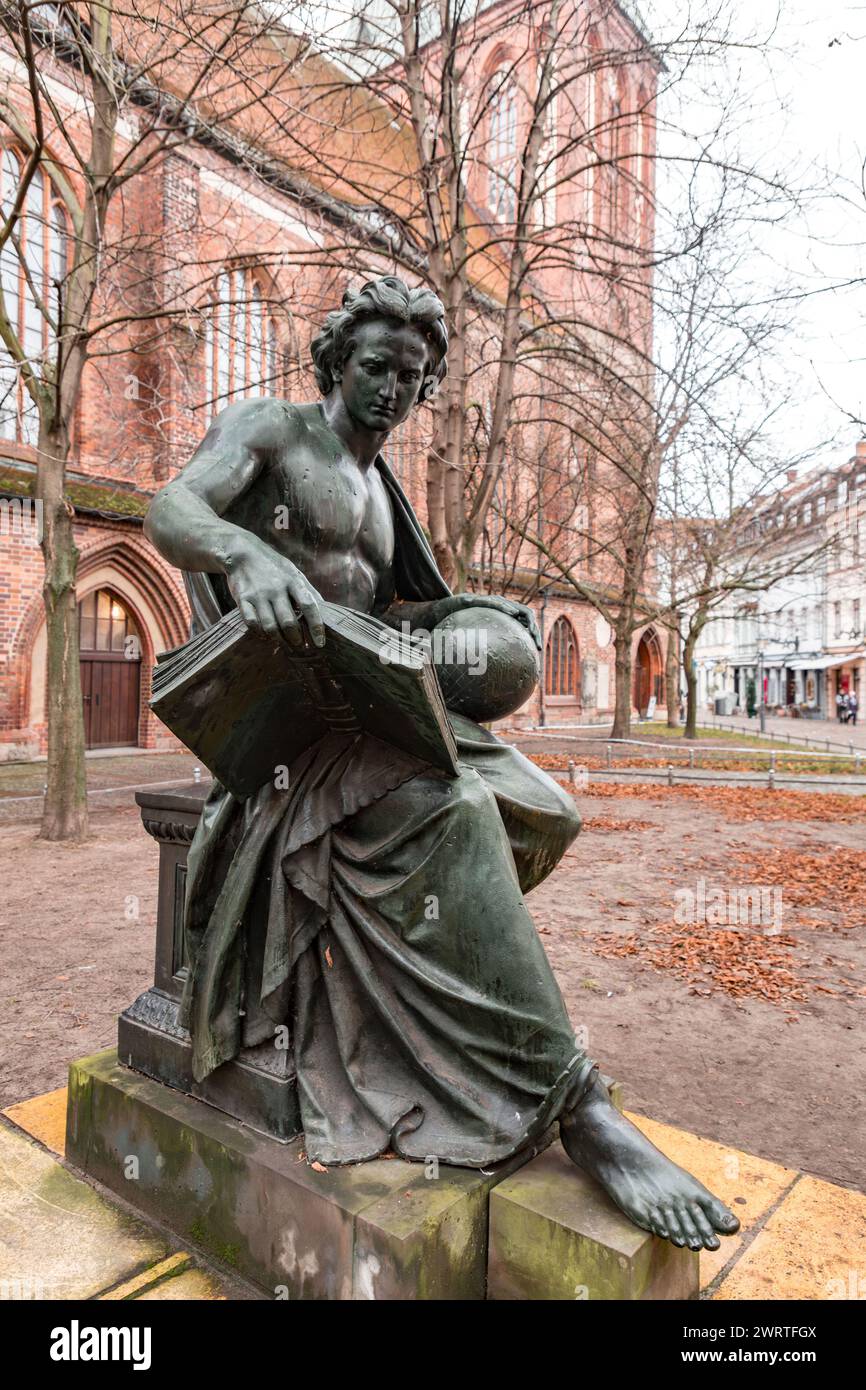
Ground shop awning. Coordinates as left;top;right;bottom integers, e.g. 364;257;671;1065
787;650;866;671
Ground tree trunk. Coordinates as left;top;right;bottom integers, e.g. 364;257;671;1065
425;257;466;590
611;626;633;739
427;389;456;587
37;426;88;840
683;627;699;741
665;621;680;727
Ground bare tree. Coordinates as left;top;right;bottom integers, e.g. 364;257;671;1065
0;0;313;837
492;201;812;738
291;1;814;736
280;0;665;589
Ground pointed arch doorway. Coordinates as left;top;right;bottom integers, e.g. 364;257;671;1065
633;627;663;716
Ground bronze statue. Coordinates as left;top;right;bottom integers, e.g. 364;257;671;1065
145;276;739;1254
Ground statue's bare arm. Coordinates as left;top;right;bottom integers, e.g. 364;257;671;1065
145;400;325;648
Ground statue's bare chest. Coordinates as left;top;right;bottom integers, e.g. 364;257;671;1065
227;428;395;610
276;445;393;558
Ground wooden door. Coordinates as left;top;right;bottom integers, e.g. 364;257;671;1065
634;642;651;712
81;652;140;748
78;589;141;749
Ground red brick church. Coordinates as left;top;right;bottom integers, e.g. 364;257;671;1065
0;1;665;759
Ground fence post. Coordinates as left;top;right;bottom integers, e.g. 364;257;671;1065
768;767;775;791
667;764;674;787
606;744;612;769
568;759;576;787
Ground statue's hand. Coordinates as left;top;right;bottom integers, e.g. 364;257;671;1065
431;593;541;652
225;539;325;648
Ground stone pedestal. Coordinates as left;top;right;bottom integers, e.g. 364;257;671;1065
488;1141;699;1300
74;785;693;1301
66;1049;554;1300
119;785;300;1141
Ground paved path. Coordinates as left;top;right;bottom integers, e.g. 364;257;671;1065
2;1086;864;1301
559;768;866;794
700;711;866;752
509;711;866;753
0;1093;258;1300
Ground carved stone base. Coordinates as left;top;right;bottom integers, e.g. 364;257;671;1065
118;990;301;1142
119;785;300;1140
67;1052;684;1301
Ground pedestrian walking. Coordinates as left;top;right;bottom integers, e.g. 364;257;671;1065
848;691;859;727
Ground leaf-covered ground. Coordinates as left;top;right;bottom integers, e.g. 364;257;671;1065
573;779;866;822
526;781;864;1189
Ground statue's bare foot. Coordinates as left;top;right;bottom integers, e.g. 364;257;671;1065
560;1075;740;1251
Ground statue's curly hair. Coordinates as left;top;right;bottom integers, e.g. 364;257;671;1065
310;275;448;403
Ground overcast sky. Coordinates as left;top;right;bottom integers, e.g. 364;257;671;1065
650;0;866;472
774;1;865;460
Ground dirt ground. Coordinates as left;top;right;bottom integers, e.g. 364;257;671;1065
529;785;864;1191
1;781;863;1191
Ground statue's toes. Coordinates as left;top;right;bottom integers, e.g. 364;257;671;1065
661;1204;687;1246
647;1205;670;1240
677;1205;707;1251
702;1196;740;1235
689;1203;721;1250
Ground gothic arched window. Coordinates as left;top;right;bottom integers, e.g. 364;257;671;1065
0;149;69;444
535;54;559;229
545;616;579;697
488;71;518;221
203;267;279;420
78;588;140;654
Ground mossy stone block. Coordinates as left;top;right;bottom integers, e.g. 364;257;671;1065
488;1140;699;1300
66;1049;548;1300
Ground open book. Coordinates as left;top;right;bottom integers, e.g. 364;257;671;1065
150;602;460;799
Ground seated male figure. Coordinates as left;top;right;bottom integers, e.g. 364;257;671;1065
145;276;739;1253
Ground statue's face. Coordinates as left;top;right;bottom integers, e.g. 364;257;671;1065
337;318;430;433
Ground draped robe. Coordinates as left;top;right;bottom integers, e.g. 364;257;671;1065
177;455;597;1166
